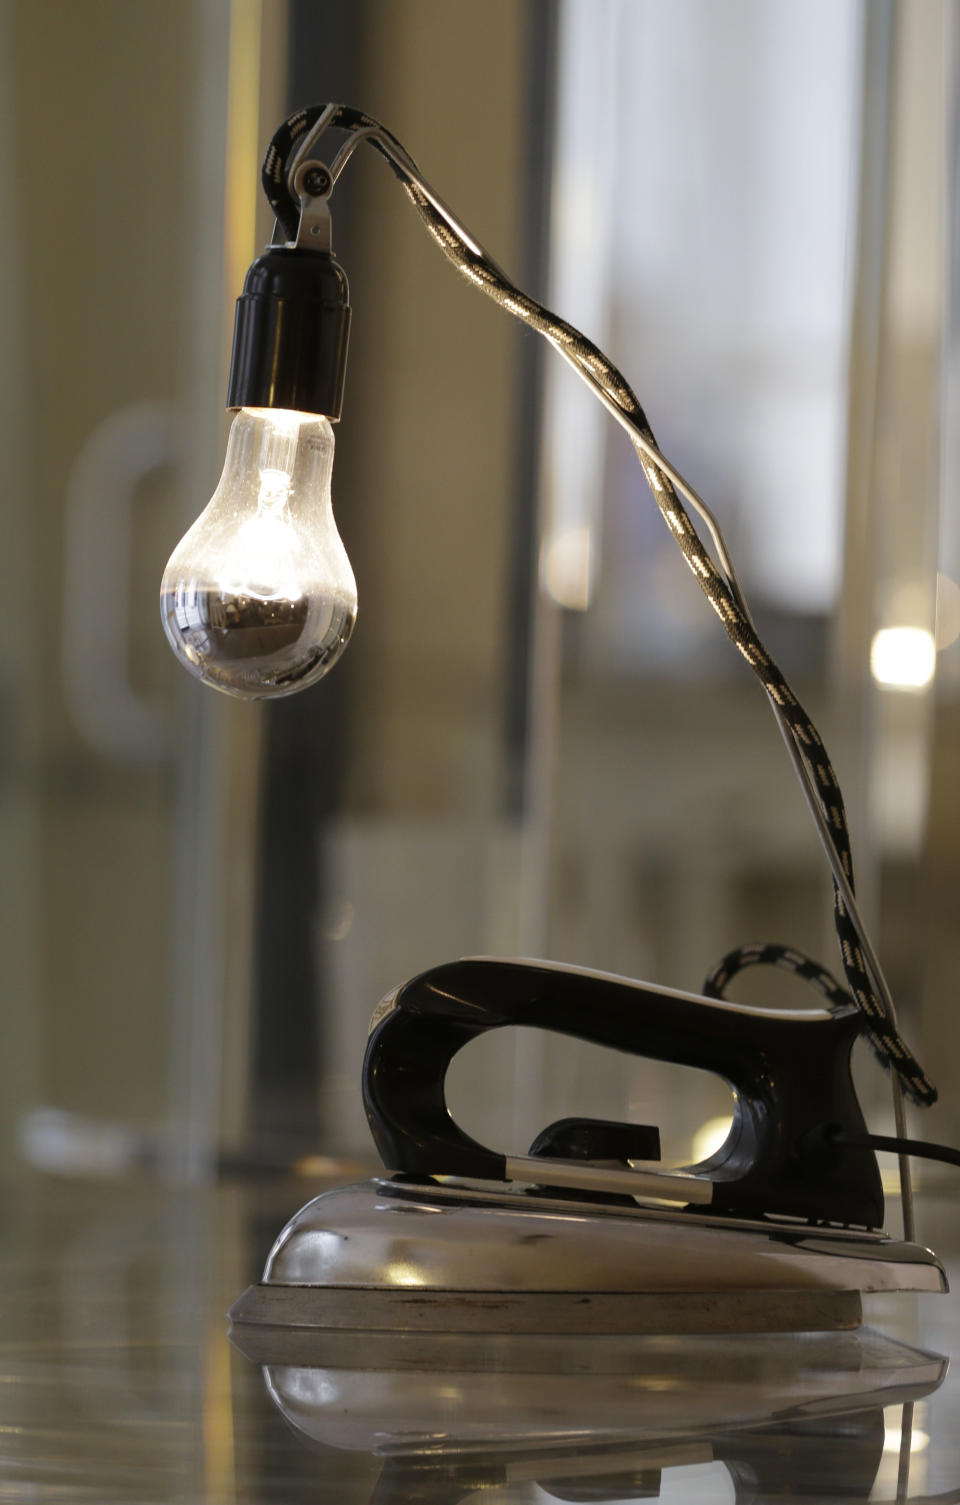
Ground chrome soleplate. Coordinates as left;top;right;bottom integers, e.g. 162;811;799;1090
228;1179;946;1337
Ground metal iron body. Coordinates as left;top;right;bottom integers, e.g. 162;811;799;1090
230;958;946;1336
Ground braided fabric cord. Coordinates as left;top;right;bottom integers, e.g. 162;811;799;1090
703;943;853;1013
263;107;936;1107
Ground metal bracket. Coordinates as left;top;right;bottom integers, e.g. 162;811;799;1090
290;158;333;252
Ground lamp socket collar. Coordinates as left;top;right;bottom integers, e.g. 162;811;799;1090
226;247;351;419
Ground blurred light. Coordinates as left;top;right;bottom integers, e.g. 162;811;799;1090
18;1107;141;1175
294;1154;366;1179
880;1165;905;1195
322;899;355;942
691;1115;732;1164
870;627;936;689
883;1424;929;1455
541;525;594;610
386;1261;427;1287
936;572;960;650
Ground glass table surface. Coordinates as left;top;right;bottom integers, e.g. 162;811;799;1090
1;1173;958;1504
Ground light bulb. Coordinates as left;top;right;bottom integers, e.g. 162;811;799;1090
160;406;356;700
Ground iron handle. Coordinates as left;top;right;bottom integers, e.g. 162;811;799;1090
362;956;884;1225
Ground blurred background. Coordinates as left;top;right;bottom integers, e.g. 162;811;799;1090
2;0;959;1186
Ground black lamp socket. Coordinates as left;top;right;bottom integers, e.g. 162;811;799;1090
226;247;351;419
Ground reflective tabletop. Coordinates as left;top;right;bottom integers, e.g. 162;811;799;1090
2;1173;959;1503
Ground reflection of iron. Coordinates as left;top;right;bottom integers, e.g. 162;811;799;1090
229;1326;946;1503
369;1422;882;1505
230;959;946;1337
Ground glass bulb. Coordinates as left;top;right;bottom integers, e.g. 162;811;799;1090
160;407;356;700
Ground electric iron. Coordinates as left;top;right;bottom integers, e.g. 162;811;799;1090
229;956;946;1338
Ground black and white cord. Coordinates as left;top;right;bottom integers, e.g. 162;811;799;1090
261;104;937;1117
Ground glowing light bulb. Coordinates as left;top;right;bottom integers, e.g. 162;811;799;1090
160;407;356;700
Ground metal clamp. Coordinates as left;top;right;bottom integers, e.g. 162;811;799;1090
290;158;332;252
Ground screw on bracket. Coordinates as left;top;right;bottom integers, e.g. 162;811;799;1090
302;165;331;199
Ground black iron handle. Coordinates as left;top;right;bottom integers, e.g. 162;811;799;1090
362;957;883;1225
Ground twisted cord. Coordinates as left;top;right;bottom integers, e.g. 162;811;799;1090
703;944;854;1013
262;106;936;1107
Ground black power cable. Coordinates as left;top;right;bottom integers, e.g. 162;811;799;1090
831;1128;960;1171
796;1118;960;1172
